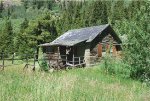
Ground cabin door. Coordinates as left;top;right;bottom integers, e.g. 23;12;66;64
97;43;102;57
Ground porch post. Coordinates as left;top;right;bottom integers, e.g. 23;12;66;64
73;46;75;66
84;43;91;67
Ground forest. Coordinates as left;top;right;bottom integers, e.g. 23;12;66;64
0;0;150;100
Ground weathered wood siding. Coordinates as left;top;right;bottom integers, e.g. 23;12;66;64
59;46;66;64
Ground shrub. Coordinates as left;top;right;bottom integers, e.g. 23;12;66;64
102;56;131;78
123;21;150;81
113;1;150;84
39;59;49;72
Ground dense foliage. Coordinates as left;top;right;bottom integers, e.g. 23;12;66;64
123;1;150;82
0;0;149;82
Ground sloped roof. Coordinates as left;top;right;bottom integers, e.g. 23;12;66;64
40;24;121;46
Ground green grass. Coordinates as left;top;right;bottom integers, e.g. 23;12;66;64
0;64;150;101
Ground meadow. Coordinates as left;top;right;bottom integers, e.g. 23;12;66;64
0;64;150;101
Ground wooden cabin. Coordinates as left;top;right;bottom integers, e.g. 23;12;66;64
40;24;122;68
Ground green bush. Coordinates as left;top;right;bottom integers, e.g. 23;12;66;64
39;59;49;72
114;1;150;83
102;56;131;78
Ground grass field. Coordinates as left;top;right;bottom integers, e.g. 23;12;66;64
0;64;150;101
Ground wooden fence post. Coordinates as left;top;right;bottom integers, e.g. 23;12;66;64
12;53;14;64
27;54;28;68
33;53;36;71
2;52;4;70
23;54;29;70
73;47;75;66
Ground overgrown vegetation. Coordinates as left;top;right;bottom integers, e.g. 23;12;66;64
0;65;150;101
39;58;49;72
102;56;131;79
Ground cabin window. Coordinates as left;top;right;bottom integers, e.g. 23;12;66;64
46;47;51;53
43;46;58;54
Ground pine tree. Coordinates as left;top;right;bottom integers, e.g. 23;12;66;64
16;18;29;55
90;1;108;25
91;1;103;25
0;19;14;53
47;0;53;10
21;18;29;30
17;14;58;58
0;1;4;18
21;0;28;10
37;1;44;9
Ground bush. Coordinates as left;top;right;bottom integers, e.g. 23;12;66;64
111;1;150;83
39;59;49;72
102;56;131;78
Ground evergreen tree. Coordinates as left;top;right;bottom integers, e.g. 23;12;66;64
0;19;14;53
17;14;58;58
101;2;108;24
37;1;44;9
21;0;28;10
21;18;29;30
0;1;4;18
91;1;103;25
16;18;29;54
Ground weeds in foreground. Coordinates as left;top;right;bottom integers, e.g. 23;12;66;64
0;64;150;101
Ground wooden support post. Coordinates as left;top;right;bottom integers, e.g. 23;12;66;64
58;47;60;59
23;54;29;70
66;55;67;64
65;46;68;65
48;55;50;68
79;57;81;65
73;47;75;66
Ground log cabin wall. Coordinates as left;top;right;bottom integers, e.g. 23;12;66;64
89;33;121;59
59;46;66;65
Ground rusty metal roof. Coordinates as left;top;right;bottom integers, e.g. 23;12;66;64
40;24;121;46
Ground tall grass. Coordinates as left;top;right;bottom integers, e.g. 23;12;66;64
0;64;150;101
